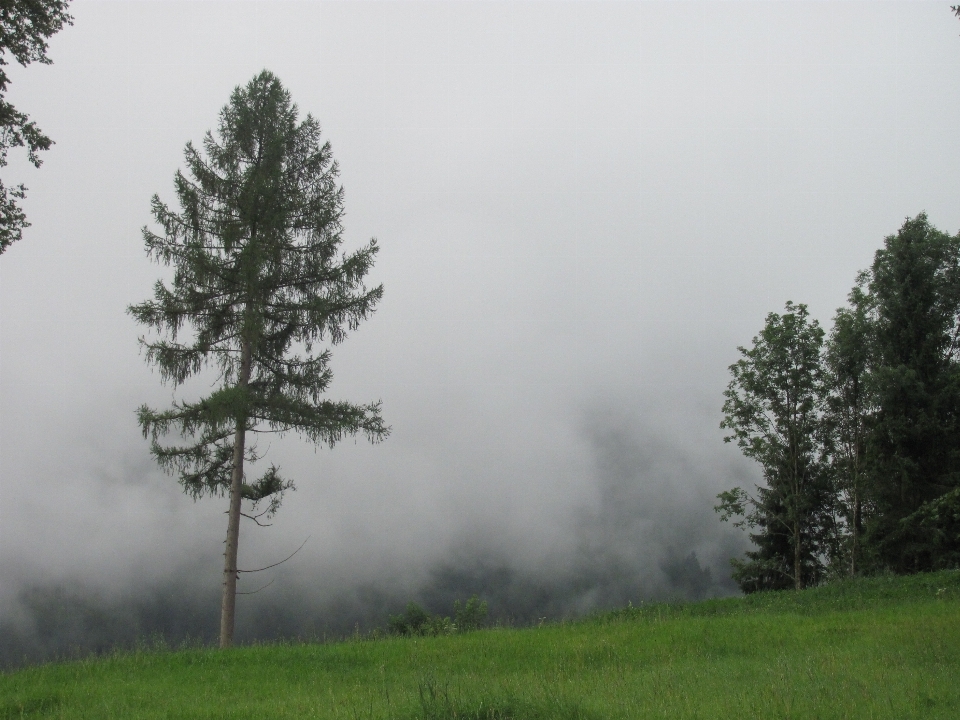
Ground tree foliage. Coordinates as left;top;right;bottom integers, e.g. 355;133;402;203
860;214;960;572
387;596;489;637
0;0;72;254
717;302;834;591
822;287;874;576
130;71;388;645
718;215;960;591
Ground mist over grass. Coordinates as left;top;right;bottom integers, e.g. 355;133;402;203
0;400;747;669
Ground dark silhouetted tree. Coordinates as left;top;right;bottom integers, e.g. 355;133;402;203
129;71;389;647
717;302;835;591
0;0;72;254
859;214;960;573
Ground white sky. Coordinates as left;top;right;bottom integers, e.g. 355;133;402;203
2;1;959;610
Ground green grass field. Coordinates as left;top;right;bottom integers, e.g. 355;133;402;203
2;570;959;719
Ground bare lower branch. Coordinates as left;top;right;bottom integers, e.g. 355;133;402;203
240;510;272;527
236;577;277;595
237;536;309;573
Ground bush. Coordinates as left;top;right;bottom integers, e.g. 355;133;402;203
388;603;433;637
387;595;488;637
454;595;488;632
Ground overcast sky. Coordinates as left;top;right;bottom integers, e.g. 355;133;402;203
2;0;959;635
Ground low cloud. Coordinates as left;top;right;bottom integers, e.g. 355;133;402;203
1;396;750;669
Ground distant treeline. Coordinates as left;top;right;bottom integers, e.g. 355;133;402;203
718;213;960;592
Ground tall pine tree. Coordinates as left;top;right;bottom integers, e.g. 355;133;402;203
129;71;388;647
860;214;960;572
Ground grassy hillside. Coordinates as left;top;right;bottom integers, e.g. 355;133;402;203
2;570;959;719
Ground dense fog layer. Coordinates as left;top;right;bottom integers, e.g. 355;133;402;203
1;392;748;667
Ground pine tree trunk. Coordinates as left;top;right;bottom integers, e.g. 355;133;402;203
220;340;252;648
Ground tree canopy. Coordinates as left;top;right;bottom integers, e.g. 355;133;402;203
0;0;72;254
719;215;960;591
861;214;960;572
718;302;834;591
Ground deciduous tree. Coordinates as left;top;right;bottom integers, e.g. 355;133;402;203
823;287;874;576
717;303;835;591
0;0;72;254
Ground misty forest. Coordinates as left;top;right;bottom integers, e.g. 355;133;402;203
1;1;959;705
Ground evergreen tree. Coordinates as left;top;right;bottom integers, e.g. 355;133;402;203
860;214;960;572
129;71;389;647
0;0;72;254
717;302;835;591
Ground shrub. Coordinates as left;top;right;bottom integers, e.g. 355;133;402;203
387;595;488;637
388;603;432;637
454;595;488;632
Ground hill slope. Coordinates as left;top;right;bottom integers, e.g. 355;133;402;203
2;570;959;719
